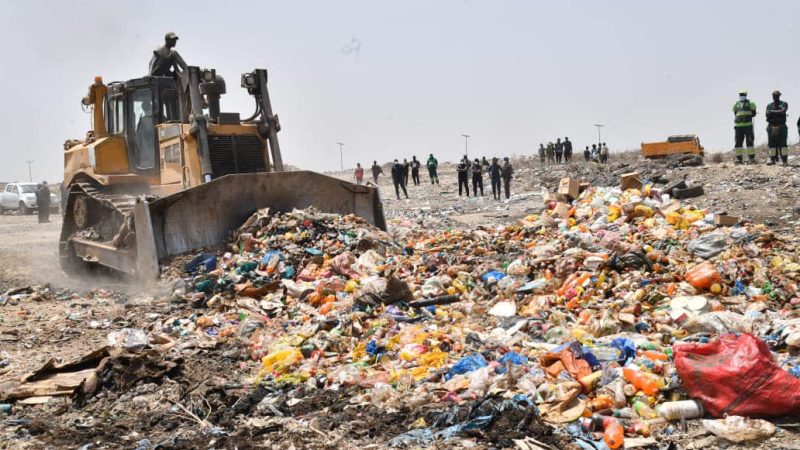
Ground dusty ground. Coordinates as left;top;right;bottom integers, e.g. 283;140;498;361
1;153;800;449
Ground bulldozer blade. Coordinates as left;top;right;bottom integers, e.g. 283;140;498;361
134;171;385;280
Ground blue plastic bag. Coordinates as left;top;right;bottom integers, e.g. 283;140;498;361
261;250;282;264
481;270;506;282
497;351;528;374
185;252;217;274
445;353;487;380
611;337;637;364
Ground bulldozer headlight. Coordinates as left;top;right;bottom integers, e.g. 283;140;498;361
241;73;256;89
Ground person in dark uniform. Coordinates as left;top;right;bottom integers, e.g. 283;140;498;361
765;90;789;165
583;146;591;162
410;156;421;186
391;159;408;199
371;160;383;184
489;157;502;200
149;32;188;77
564;137;573;162
402;158;410;186
471;158;484;196
35;182;51;223
538;144;546;166
555;138;564;164
501;157;514;200
457;158;470;197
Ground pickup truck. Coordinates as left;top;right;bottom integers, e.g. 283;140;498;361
0;182;58;215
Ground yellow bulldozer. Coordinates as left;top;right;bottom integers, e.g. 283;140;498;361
61;66;385;280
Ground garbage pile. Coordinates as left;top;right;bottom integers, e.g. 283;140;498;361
147;173;800;448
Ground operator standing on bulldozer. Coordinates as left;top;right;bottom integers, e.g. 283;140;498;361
732;89;757;164
765;90;789;165
149;32;187;77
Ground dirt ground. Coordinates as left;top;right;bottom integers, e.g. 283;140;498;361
1;154;800;449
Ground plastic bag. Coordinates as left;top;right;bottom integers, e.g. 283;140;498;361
674;333;800;417
445;353;487;380
688;233;727;259
107;328;149;349
682;311;755;335
702;415;776;442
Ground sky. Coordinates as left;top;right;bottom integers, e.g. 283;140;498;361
1;0;799;182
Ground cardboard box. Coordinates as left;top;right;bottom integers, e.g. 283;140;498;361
579;182;592;194
714;214;740;226
553;202;571;218
555;193;571;203
558;178;580;199
620;172;643;191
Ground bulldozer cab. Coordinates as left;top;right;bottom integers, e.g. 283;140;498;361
105;77;180;176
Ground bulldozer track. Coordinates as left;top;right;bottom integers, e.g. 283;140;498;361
59;179;141;273
71;180;137;219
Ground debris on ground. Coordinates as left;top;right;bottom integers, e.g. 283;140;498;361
2;155;800;448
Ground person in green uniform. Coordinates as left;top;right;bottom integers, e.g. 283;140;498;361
732;89;757;164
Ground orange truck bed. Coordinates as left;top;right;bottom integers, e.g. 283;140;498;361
641;136;703;159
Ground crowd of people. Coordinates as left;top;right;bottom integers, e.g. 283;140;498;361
537;137;610;165
356;153;514;201
354;136;614;201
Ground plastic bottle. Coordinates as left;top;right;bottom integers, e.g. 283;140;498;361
612;407;633;418
633;400;658;419
604;419;625;449
639;350;669;361
685;262;723;290
657;400;703;421
623;367;660;396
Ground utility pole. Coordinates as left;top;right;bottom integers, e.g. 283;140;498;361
461;134;470;159
336;142;345;172
593;124;604;146
25;160;34;182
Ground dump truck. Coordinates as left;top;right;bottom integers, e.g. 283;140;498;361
61;66;385;280
641;135;704;159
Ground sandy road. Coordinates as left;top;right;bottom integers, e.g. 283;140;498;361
0;214;62;289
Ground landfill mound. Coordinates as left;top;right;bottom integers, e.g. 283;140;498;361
2;176;800;449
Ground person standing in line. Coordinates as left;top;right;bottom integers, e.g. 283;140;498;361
563;137;573;162
555;138;563;164
354;163;364;185
371;160;383;184
765;90;789;165
590;144;598;161
732;89;757;164
471;158;484;196
426;153;439;184
391;159;408;199
402;158;410;185
538;143;546;166
457;158;470;197
583;146;590;161
501;157;514;199
600;142;609;163
35;182;51;223
489;157;502;200
546;142;555;165
410;156;421;185
481;156;490;172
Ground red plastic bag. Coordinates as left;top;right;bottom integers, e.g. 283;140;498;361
674;333;800;417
